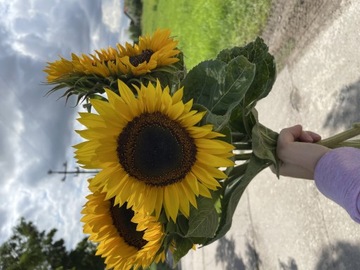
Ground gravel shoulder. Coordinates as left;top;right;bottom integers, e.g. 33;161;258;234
261;0;348;70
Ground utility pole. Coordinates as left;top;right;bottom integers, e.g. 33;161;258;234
48;162;99;181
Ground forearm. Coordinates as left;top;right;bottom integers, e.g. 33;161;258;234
277;142;330;178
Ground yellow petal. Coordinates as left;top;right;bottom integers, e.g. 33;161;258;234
179;181;197;208
91;166;119;187
184;173;199;196
192;164;221;189
196;152;234;167
172;87;183;103
164;184;179;222
167;101;185;120
152;187;163;219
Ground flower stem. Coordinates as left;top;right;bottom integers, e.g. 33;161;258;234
231;132;247;142
233;142;252;150
325;140;360;148
318;123;360;148
235;152;253;160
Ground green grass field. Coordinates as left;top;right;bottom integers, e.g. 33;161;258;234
141;0;271;68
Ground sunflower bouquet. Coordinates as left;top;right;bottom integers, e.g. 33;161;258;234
44;29;360;270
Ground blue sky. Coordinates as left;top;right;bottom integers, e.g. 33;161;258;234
0;0;131;249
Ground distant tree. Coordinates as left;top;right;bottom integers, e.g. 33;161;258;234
128;22;142;42
124;0;142;24
67;237;105;270
124;0;143;40
0;217;104;270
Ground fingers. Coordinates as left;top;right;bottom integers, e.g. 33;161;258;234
278;125;303;144
279;125;321;144
305;131;322;142
299;130;314;142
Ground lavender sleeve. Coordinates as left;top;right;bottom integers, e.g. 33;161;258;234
314;147;360;223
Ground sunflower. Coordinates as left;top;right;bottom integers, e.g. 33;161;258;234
44;49;119;82
44;29;180;83
117;28;180;76
75;80;234;221
44;56;76;82
81;186;165;270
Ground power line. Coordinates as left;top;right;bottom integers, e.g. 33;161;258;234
48;161;99;182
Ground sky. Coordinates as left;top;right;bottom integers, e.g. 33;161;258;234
0;0;131;249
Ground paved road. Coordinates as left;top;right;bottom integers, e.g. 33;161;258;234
181;1;360;269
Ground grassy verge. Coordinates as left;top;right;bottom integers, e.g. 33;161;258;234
142;0;271;68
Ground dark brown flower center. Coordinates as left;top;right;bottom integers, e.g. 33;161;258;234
117;112;197;186
129;49;154;67
109;200;147;250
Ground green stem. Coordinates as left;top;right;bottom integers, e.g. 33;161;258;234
233;142;252;150
231;132;247;142
325;140;360;149
235;152;252;160
317;123;360;148
226;162;249;186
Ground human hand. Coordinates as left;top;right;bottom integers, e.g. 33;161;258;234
273;125;330;179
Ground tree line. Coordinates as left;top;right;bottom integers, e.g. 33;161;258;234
0;218;176;270
0;218;104;270
124;0;143;42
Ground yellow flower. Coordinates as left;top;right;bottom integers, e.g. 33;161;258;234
44;29;180;82
75;80;234;221
44;56;75;82
44;50;119;82
81;187;165;270
117;28;180;76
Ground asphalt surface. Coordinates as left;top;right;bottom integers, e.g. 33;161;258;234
181;1;360;269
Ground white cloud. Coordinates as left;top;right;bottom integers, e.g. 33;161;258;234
0;87;24;183
102;0;123;33
0;0;131;250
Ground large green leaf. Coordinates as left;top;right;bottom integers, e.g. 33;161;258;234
217;37;276;110
181;56;256;116
204;155;270;246
181;60;225;105
186;197;219;238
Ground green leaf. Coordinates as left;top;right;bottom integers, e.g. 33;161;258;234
204;155;270;246
204;111;231;131
181;56;256;116
217;37;276;110
186;197;219;238
165;219;177;234
176;215;189;237
187;237;208;246
223;162;249;189
216;56;256;114
172;236;194;266
252;123;279;166
182;59;225;104
229;105;257;137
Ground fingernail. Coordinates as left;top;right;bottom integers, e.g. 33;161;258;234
305;133;313;142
